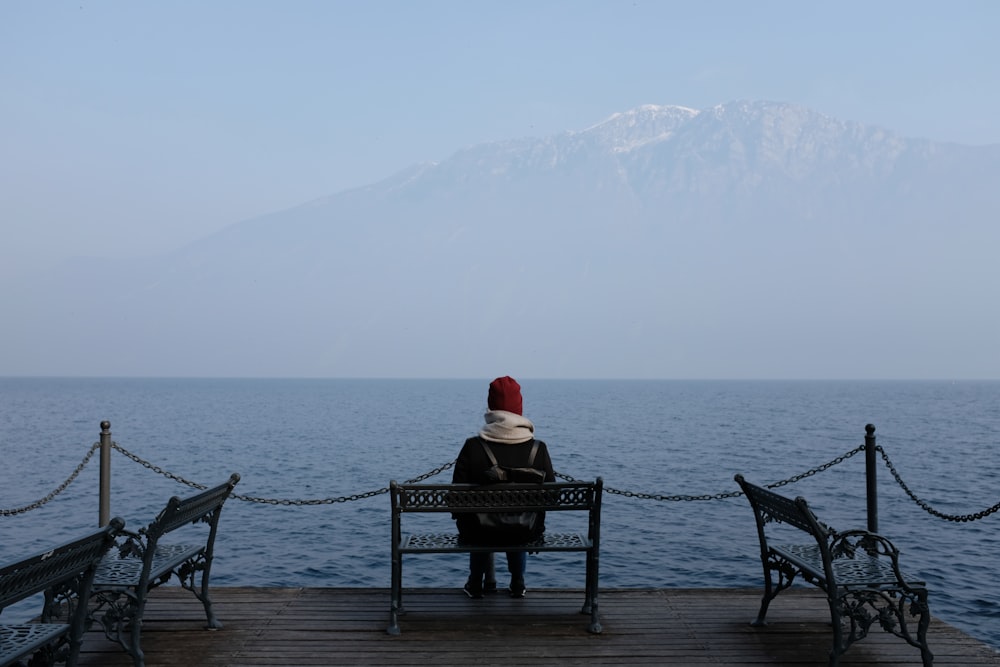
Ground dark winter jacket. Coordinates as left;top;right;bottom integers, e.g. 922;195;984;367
452;416;555;543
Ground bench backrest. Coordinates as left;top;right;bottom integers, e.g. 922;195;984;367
734;474;828;537
391;479;602;552
0;517;123;610
142;473;240;544
390;480;602;514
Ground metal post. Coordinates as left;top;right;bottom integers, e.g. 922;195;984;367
99;420;111;527
864;423;878;533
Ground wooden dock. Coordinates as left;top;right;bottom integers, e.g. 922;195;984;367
77;587;1000;666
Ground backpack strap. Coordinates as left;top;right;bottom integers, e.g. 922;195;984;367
480;438;539;467
526;440;539;467
480;439;499;466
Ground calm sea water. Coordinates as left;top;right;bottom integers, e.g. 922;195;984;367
1;378;998;651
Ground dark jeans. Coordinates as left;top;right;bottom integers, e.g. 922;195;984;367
469;551;527;586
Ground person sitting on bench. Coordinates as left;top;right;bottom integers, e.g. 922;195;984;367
451;376;556;599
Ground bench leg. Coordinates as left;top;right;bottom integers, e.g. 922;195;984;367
830;587;933;667
41;583;89;667
584;597;602;633
388;552;403;635
828;594;845;667
753;553;798;626
388;605;401;636
914;589;934;667
67;581;95;667
177;552;221;629
128;612;147;667
581;548;602;633
91;587;148;667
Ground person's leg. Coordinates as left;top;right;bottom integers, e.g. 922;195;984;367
465;552;489;598
504;551;528;598
484;552;497;594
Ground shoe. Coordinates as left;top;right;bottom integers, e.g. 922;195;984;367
484;579;497;595
463;581;483;599
508;578;526;598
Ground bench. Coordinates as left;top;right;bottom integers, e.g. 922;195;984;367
388;479;603;635
88;473;240;667
1;519;123;667
734;474;932;667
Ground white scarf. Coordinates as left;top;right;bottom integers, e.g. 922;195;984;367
478;410;535;444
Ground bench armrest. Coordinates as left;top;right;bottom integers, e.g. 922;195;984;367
114;529;148;559
828;529;923;589
829;529;898;559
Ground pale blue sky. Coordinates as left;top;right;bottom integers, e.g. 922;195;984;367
2;0;997;277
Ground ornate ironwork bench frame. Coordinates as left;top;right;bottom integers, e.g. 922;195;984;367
88;473;240;667
388;479;603;636
1;519;122;667
734;474;933;666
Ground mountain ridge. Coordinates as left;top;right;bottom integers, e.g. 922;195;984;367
4;100;998;380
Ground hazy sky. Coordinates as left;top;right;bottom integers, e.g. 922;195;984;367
2;0;998;278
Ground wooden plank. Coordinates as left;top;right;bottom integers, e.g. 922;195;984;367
74;587;1000;666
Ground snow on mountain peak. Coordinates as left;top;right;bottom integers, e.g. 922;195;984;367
580;104;701;152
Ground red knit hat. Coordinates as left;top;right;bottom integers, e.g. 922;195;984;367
488;376;523;415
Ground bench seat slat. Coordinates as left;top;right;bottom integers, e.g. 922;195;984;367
771;543;926;588
400;532;591;553
0;623;70;663
94;543;204;588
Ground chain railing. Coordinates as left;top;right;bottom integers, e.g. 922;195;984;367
875;444;1000;522
229;459;455;506
558;443;868;501
108;442;455;505
4;433;999;523
112;442;868;505
0;442;100;516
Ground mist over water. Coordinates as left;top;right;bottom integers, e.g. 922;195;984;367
2;378;998;650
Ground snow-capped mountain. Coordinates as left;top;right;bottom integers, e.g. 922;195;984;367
5;101;999;379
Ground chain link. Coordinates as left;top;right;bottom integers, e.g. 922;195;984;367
876;444;1000;522
1;443;100;516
